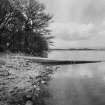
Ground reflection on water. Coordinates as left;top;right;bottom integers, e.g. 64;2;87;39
44;62;105;105
43;51;105;105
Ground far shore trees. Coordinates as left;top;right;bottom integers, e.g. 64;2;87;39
0;0;53;57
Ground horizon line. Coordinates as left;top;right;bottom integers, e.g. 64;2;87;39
49;48;105;51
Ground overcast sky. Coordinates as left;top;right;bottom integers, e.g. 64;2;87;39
41;0;105;49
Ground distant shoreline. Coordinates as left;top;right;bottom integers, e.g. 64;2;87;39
49;49;105;51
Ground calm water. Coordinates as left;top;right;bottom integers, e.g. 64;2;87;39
44;51;105;105
48;50;105;60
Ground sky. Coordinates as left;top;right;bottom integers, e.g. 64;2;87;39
41;0;105;49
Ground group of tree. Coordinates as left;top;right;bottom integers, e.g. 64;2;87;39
0;0;53;57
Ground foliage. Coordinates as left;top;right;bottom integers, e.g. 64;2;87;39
0;54;58;105
0;0;53;57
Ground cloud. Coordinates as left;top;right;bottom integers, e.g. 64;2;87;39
43;0;105;23
42;0;105;48
66;0;105;23
50;21;105;48
82;0;105;23
50;22;95;40
51;38;78;48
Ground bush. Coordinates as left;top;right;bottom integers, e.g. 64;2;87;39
0;0;53;57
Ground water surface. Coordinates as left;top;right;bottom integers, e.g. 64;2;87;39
44;51;105;105
48;50;105;60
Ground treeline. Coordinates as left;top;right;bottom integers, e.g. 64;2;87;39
0;0;53;57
